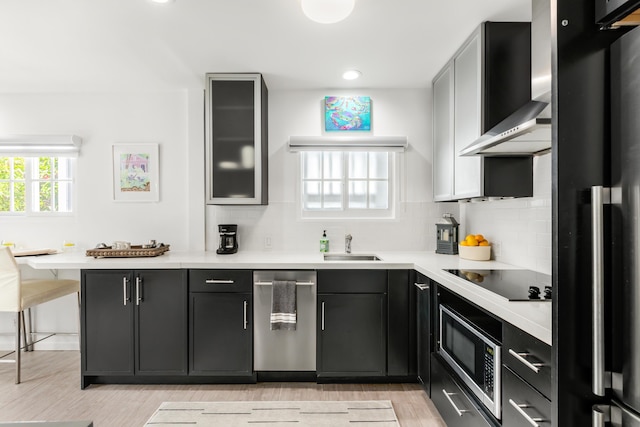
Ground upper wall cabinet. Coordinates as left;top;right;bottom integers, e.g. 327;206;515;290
205;73;268;205
433;22;534;202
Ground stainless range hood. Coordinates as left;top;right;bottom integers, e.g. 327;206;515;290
461;0;551;156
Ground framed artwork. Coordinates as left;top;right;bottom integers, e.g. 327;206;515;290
112;143;159;202
324;96;371;131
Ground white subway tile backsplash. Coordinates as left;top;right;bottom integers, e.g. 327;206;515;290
460;153;552;274
206;201;459;253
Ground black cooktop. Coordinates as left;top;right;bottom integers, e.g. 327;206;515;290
445;269;552;301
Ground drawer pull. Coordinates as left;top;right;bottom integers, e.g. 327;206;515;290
205;279;235;284
414;282;429;291
243;300;248;330
509;349;544;373
442;389;469;417
508;399;546;426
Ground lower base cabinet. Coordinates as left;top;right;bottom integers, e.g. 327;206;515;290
502;366;551;427
415;274;431;393
190;292;253;376
317;293;387;377
81;269;188;388
430;354;492;427
189;269;254;379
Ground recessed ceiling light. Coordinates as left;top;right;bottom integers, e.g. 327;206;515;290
301;0;355;24
342;70;362;80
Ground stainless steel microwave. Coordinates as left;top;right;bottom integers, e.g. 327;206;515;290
439;304;501;419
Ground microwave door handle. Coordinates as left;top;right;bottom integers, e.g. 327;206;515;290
592;186;612;396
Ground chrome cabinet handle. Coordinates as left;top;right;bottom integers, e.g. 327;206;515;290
205;279;234;284
592;186;606;396
135;277;142;305
508;349;544;374
243;300;248;330
508;399;545;426
442;389;469;417
414;282;429;291
321;302;325;331
122;277;129;306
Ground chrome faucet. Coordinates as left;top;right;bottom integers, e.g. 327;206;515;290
345;234;352;253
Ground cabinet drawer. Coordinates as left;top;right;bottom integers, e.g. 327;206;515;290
502;365;552;426
318;270;387;293
430;354;492;427
189;270;252;292
503;322;552;400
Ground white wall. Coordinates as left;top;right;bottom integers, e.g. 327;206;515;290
459;153;552;274
0;91;195;251
206;89;459;253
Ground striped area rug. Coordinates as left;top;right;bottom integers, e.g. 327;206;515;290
145;400;399;426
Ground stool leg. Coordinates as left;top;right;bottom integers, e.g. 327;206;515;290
26;308;33;351
21;311;30;352
15;312;21;384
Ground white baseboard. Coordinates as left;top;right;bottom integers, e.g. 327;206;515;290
0;333;79;351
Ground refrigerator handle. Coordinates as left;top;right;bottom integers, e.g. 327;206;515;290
592;186;612;396
592;404;610;427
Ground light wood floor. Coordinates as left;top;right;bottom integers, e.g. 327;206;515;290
0;351;445;427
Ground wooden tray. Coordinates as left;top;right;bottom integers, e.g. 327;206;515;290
86;245;170;258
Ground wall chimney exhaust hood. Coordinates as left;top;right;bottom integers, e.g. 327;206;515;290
461;0;552;156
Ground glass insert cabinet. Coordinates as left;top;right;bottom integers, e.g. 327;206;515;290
205;73;268;205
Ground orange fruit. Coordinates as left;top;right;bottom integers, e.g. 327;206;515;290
466;236;479;246
479;240;490;246
465;234;475;241
475;234;485;241
460;240;468;246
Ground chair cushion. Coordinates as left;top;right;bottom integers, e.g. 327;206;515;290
21;279;80;310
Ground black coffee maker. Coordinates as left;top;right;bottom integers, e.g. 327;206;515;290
216;224;238;254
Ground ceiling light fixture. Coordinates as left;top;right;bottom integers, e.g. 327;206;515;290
301;0;355;24
342;70;362;80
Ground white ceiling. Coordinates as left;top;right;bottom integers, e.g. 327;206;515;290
0;0;531;93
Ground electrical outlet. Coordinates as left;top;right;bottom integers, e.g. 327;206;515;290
264;236;272;249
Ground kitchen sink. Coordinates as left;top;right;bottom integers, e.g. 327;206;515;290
323;254;381;261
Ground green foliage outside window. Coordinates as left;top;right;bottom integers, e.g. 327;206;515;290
0;156;71;213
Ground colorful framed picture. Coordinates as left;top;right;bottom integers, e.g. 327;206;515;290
324;96;371;131
112;143;159;202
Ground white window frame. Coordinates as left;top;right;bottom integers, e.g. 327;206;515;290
298;151;397;220
0;156;76;216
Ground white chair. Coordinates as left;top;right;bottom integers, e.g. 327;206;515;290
0;247;79;383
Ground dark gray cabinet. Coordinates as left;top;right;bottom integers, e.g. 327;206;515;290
205;73;268;205
317;270;387;378
388;269;416;378
502;366;551;427
81;269;187;388
415;272;431;393
502;322;552;426
189;269;254;379
430;353;492;427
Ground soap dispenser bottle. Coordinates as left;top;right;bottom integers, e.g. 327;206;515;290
320;230;329;252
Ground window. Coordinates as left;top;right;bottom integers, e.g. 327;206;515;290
300;151;394;218
0;156;74;214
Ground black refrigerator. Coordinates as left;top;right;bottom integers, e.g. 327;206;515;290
554;0;640;423
588;24;640;426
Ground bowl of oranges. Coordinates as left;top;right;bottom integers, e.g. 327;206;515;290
458;234;491;261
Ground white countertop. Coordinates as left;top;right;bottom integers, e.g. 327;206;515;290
17;250;552;345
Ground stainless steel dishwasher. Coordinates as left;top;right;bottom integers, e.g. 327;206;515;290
253;271;316;372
